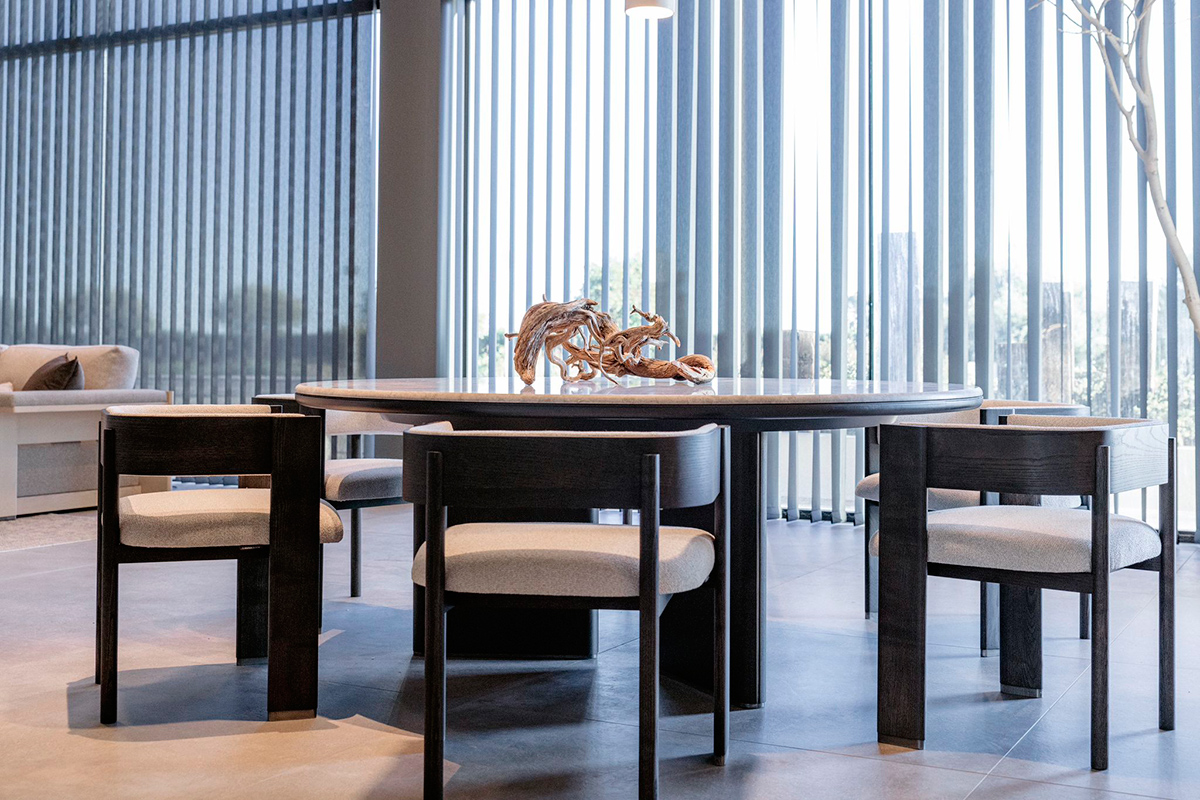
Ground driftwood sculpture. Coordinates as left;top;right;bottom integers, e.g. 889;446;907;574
505;298;716;385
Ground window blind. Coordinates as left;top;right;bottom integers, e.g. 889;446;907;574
0;0;377;404
441;0;1200;532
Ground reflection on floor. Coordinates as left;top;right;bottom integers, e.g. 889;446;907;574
0;504;1195;799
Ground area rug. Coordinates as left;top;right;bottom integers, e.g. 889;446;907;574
0;511;95;552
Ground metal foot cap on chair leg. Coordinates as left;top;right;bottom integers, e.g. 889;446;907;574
268;709;317;721
878;735;924;750
1000;684;1042;698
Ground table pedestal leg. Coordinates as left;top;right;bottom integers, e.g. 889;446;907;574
661;428;765;709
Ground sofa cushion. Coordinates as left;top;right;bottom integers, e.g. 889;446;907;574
0;388;170;409
22;355;85;391
0;344;139;390
119;488;343;548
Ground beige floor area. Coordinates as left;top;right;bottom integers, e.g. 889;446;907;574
0;508;431;799
1;504;1197;799
0;510;94;551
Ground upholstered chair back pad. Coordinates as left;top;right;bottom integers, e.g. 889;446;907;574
883;416;1169;498
403;423;722;511
905;399;1089;427
250;392;410;436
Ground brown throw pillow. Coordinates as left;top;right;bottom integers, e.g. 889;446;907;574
22;354;85;391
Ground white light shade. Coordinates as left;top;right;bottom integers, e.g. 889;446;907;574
625;0;675;20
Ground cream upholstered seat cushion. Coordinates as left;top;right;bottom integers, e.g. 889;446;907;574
869;505;1160;573
855;473;982;511
324;458;404;503
855;474;1082;510
119;488;344;548
411;522;715;597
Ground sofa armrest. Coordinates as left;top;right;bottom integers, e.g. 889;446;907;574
0;388;171;410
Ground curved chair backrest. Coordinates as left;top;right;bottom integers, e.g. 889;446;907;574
883;415;1169;498
103;404;321;479
403;422;723;511
907;398;1089;427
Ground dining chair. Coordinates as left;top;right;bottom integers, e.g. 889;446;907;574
859;398;1088;654
253;393;409;598
404;422;730;800
874;414;1174;771
95;404;342;724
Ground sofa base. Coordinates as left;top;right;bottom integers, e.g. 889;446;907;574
14;479;171;517
0;387;173;519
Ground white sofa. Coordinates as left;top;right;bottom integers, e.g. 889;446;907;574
0;344;172;519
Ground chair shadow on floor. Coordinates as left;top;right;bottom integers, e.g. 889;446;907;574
65;664;337;741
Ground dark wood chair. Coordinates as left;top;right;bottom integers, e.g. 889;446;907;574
95;404;340;724
253;393;408;598
875;414;1175;771
404;422;730;800
860;399;1089;653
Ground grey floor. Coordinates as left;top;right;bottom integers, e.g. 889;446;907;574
1;505;1196;799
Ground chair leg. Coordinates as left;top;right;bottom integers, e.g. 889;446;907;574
1079;593;1090;639
980;582;999;656
639;595;660;800
317;544;325;630
999;585;1042;697
713;586;729;765
95;525;103;684
236;552;269;663
99;559;118;725
864;500;877;619
1092;576;1108;771
1160;546;1175;731
424;596;446;799
350;509;362;598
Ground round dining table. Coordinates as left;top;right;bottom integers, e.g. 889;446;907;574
296;376;982;709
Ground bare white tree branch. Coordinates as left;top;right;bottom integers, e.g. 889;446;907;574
1059;0;1200;341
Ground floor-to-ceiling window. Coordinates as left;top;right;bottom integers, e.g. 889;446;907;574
0;0;378;403
437;0;871;523
442;0;1200;533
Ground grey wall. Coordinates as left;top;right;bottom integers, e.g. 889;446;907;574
376;0;443;382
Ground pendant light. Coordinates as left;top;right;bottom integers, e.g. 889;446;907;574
625;0;675;21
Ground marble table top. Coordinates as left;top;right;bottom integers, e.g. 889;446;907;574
297;377;982;407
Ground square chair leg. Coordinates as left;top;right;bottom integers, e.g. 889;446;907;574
350;509;362;597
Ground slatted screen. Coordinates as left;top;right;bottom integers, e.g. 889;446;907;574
0;0;377;404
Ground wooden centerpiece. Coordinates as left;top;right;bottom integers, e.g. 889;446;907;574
505;298;716;385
